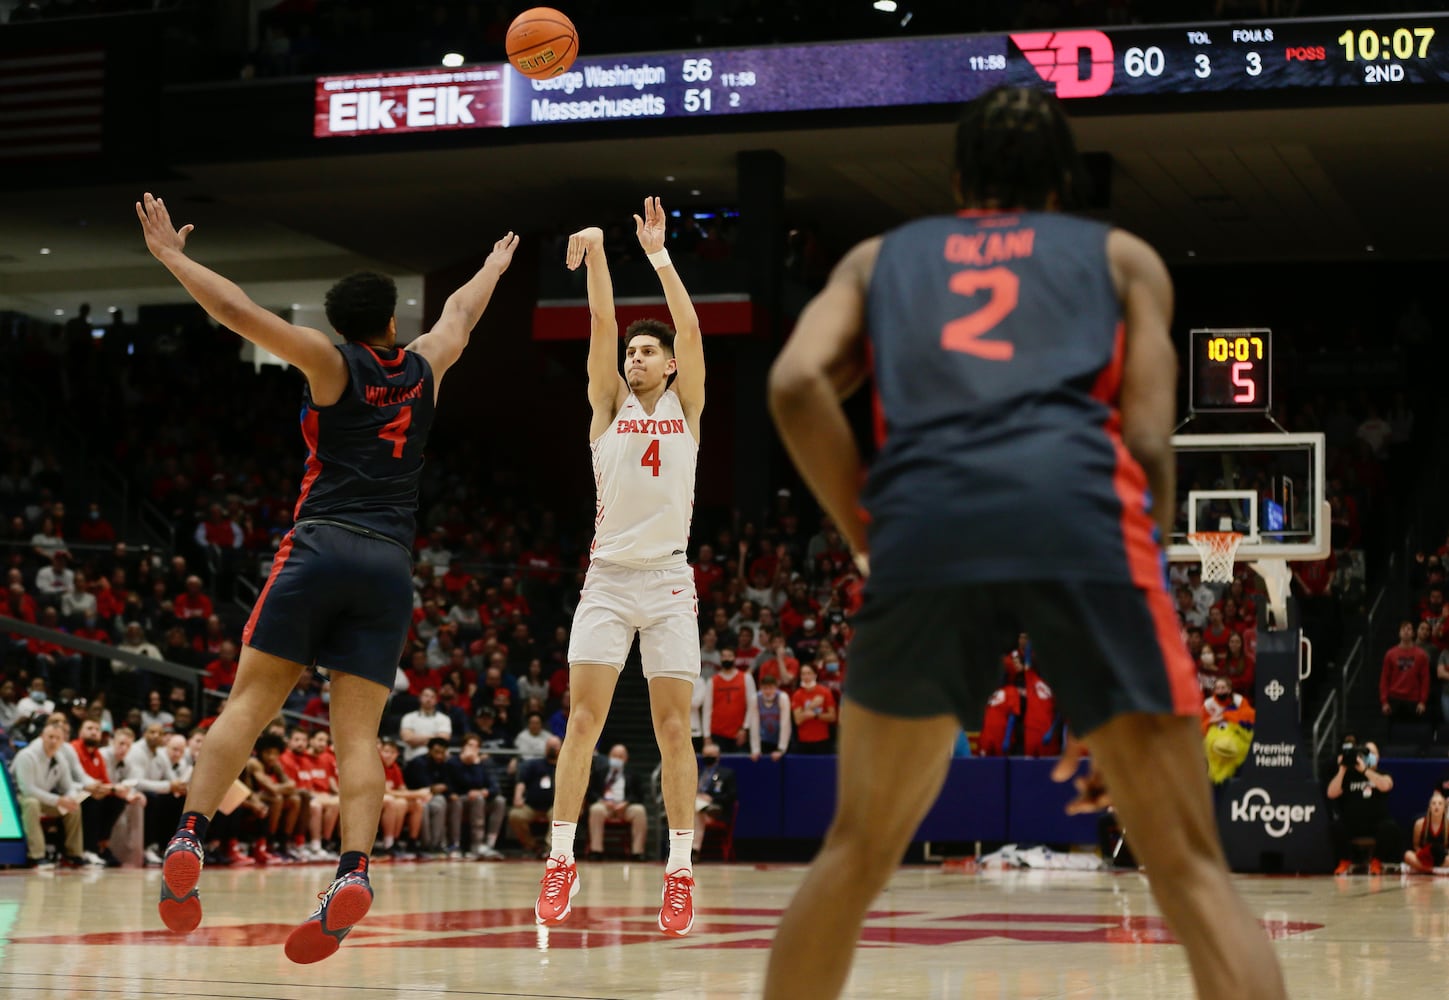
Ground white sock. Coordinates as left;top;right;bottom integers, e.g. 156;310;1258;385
550;821;577;865
667;829;694;873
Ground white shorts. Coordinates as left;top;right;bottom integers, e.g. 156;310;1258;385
568;559;700;682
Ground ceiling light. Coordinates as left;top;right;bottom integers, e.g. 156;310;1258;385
406;298;418;306
900;11;913;25
291;303;302;310
441;52;465;68
664;175;675;182
873;0;897;10
53;309;64;316
1365;245;1375;252
108;306;118;313
39;248;50;255
689;189;701;196
1186;250;1197;257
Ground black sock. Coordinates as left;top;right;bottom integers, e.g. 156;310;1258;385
337;850;368;880
176;812;210;842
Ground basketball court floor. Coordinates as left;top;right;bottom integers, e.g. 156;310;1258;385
0;860;1440;998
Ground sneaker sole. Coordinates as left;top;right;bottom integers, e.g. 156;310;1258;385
534;871;580;926
284;883;373;965
659;882;694;937
159;850;204;934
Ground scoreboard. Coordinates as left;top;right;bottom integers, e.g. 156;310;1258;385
315;14;1449;136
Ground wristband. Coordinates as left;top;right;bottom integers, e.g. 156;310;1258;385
647;248;672;270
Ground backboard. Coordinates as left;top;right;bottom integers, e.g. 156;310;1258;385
1166;432;1329;564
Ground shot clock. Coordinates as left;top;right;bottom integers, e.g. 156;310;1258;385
1189;328;1271;414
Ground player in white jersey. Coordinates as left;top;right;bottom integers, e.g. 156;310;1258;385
535;197;705;937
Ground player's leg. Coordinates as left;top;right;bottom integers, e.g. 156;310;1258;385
284;669;389;964
552;662;623;838
159;645;304;933
764;701;959;1000
1083;713;1287;999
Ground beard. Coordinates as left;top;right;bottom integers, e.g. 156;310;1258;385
83;738;100;748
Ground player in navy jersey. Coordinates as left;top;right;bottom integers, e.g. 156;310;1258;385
136;192;517;963
762;89;1286;1000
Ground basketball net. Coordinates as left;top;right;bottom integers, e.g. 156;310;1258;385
1187;531;1292;631
1186;531;1242;584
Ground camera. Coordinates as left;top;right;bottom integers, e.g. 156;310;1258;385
1340;742;1364;767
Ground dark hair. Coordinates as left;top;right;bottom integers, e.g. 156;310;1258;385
954;86;1088;212
256;733;285;754
625;318;675;356
324;271;397;342
427;736;450;750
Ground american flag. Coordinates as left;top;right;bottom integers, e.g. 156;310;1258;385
0;49;104;162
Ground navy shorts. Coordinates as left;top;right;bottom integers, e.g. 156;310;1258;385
243;520;413;689
844;579;1199;738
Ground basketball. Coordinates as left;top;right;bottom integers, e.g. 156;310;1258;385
505;7;579;80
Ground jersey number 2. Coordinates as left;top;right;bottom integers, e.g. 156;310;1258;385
641;439;661;477
941;266;1019;361
379;407;413;458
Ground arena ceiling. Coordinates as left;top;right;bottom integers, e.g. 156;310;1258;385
0;101;1445;321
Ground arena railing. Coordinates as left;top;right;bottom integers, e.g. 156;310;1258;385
0;612;206;705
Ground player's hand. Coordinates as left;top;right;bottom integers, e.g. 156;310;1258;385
770;751;784;762
566;227;604;270
486;231;519;274
135;192;194;260
1052;736;1111;815
633;196;666;254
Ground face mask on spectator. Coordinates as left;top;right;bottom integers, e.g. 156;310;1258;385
609;756;625;771
1365;752;1378;769
1214;693;1231;704
321;693;331;705
30;691;46;703
824;661;839;673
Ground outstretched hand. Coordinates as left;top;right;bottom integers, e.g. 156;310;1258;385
1051;735;1111;815
135;192;194;260
633;196;666;254
566;227;604;270
486;231;519;273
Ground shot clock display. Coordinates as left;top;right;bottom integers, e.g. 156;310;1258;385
1190;328;1272;414
315;13;1449;137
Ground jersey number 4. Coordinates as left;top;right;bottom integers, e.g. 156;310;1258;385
941;266;1019;361
640;439;661;477
379;407;413;458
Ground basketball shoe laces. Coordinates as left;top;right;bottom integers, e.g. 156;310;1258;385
539;857;574;902
662;870;693;916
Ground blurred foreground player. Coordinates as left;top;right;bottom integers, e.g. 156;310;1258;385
136;192;517;963
763;88;1287;1000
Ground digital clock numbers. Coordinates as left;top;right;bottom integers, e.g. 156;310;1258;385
1189;328;1272;413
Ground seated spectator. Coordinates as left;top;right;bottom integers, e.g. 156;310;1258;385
16;677;55;740
400;687;452;762
1403;787;1449;875
61;569;97;625
140;689;175;731
470;705;513;757
790;663;837;754
403;648;442;695
379;737;427;858
404;737;454;856
100;725;147;866
436;681;471;741
699;628;723;676
754;634;799;691
545;690;571;740
1201;606;1233;657
1327;736;1400;875
778;580;820;638
1381;620;1430;731
34;551;75;609
139;731;189;866
691;742;737;865
734;625;762;673
173;576;214;635
204;640;239;692
586;743;648;862
68;717;130;866
300;681;331;730
751;674;792;761
29;606;83;688
814;641;845;700
790;617;825;662
517;659;549;708
510;735;561;858
448;734;505;859
704;651;757;753
30;516;65;562
1221;631;1256;697
693;543;724;598
244;733;302;863
0;678;22;735
77;502;116;546
11;721;84;868
1175;586;1205;627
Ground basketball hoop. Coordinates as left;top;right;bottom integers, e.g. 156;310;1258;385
1187;531;1243;584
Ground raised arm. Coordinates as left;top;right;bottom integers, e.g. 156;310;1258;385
409;231;518;397
767;238;878;562
634;197;704;424
1108;229;1177;540
567;226;626;433
136;192;346;398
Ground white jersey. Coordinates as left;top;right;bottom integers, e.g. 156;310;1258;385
589;390;698;568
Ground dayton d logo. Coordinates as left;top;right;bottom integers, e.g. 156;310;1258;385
1009;31;1115;99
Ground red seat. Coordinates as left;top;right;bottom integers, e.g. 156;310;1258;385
699;801;738;862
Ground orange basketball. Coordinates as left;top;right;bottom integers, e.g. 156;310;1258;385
506;7;579;80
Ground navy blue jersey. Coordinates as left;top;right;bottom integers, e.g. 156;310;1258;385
293;342;435;547
862;210;1163;593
